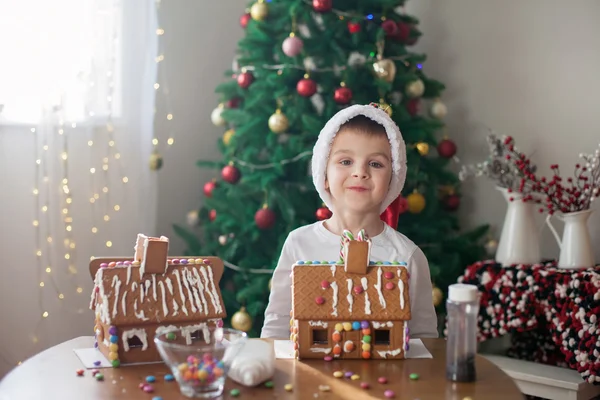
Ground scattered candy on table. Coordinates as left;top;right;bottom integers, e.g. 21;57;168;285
323;356;333;362
264;380;274;388
91;369;100;376
360;382;370;389
230;388;240;397
93;360;101;366
145;375;156;383
351;374;360;381
143;384;154;393
409;373;419;380
378;376;388;384
333;371;343;378
318;384;331;392
76;369;84;376
384;389;395;398
152;397;163;400
344;371;353;378
177;353;225;387
164;374;174;381
95;373;104;381
284;383;293;392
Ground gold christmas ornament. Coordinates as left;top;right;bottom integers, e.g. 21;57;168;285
268;109;289;133
377;99;393;117
222;129;235;146
231;307;253;332
149;151;163;171
406;79;425;98
432;285;443;307
485;238;499;255
211;104;226;127
407;191;426;214
416;142;429;156
250;0;268;21
218;235;227;245
372;58;397;83
429;99;448;119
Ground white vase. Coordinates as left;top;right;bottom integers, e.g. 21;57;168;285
495;187;541;266
545;209;595;269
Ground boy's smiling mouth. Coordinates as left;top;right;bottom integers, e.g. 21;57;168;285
347;186;369;192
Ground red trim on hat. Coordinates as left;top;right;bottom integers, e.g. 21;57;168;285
380;194;402;229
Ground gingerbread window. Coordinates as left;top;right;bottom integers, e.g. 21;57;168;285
312;328;328;345
374;329;391;345
190;330;202;341
127;335;144;349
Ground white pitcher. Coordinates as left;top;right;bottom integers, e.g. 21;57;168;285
545;209;595;269
495;187;541;266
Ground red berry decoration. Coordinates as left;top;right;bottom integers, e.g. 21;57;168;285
315;296;325;305
333;87;352;105
406;98;420;116
444;194;461;211
226;97;241;108
240;13;251;29
209;209;217;221
396;21;411;42
297;78;317;97
255;206;276;229
381;20;398;37
313;0;332;12
221;164;241;184
347;21;361;34
237;71;254;89
316;206;332;220
203;180;217;197
437;138;457;158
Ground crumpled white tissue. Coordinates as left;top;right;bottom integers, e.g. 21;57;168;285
227;340;275;387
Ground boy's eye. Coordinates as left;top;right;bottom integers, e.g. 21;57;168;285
370;161;383;168
339;160;352;166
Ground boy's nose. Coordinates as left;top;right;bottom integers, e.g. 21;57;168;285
352;165;369;179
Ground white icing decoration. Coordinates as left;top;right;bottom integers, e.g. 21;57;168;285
343;340;354;353
181;323;209;345
346;279;353;313
140;282;144;303
140;236;149;279
96;270;111;324
122;328;148;351
152;275;157;301
205;266;223;314
330;282;338;317
145;279;151;298
377;348;402;358
181;268;197;313
192;268;208;314
172;269;189;316
165;277;174;294
172;298;179;316
398;269;405;309
158;281;168;317
134;233;146;262
201;266;221;314
186;269;203;314
330;264;336;276
361;277;371;315
310;347;332;354
309;321;328;328
131;281;138;292
126;265;132;285
372;321;394;329
135;309;149;321
121;290;128;316
103;338;109;347
375;267;386;309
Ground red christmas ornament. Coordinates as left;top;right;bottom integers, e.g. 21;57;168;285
255;206;276;229
221;164;241;184
347;21;361;34
208;209;217;221
316;206;332;221
381;20;398;37
437;138;457;158
226;97;241;108
240;13;251;29
203;180;217;197
443;194;461;211
333;87;352;105
237;71;254;89
406;98;420;116
312;0;332;12
395;21;411;42
297;78;317;97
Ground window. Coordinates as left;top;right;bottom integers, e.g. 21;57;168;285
126;335;143;349
0;0;122;125
190;330;202;341
312;329;328;345
374;329;391;345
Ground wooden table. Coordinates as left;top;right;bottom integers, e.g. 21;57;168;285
0;336;523;400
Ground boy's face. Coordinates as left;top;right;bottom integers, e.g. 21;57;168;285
325;128;392;215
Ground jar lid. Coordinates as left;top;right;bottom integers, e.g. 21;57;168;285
448;283;478;302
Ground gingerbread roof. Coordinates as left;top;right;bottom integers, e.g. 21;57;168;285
292;262;411;321
89;257;226;326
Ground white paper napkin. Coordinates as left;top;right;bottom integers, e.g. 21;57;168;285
73;348;113;368
274;339;433;359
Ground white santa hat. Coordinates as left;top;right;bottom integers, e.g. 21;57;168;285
311;103;407;214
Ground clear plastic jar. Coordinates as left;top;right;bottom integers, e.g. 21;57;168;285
446;283;479;382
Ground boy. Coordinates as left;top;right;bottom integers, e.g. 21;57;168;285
261;103;438;339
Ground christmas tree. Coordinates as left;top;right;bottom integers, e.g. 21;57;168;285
174;0;489;337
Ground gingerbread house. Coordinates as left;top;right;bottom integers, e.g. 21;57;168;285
88;234;227;366
290;235;411;360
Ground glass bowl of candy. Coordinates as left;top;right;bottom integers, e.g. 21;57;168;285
154;326;247;398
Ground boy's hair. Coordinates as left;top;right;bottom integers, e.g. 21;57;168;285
338;115;388;138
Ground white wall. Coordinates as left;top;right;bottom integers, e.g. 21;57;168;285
159;0;600;261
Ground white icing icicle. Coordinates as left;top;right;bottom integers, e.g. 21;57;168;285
122;328;148;351
111;275;121;318
330;282;338;317
181;269;197;313
346;279;353;313
372;321;394;329
181;323;208;345
308;321;328;328
186;269;203;314
165;277;174;295
310;347;332;354
206;266;223;314
398;269;405;309
121;290;128;316
145;279;151;298
375;267;386;309
152;275;157;301
158;281;168;317
155;325;178;337
126;265;132;285
131;281;138;292
172;298;179;316
140;282;145;303
135;309;149;321
192;268;208;314
172;269;189;316
377;348;402;358
330;264;336;276
361;277;371;315
201;266;221;314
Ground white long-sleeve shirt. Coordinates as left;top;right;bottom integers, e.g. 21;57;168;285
261;221;439;339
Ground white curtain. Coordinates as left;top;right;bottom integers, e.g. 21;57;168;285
0;0;157;376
